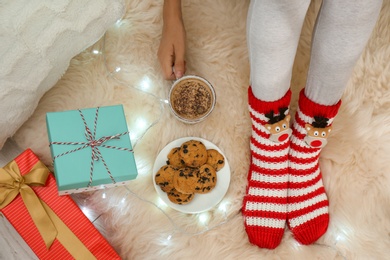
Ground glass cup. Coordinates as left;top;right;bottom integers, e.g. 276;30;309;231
168;75;216;124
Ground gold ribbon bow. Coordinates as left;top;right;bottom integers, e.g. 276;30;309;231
0;160;96;259
0;160;57;248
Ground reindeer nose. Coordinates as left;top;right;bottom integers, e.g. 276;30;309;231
278;133;289;142
310;140;322;147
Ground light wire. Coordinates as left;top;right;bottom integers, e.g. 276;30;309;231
90;21;347;258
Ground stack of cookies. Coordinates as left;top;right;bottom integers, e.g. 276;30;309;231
155;140;225;205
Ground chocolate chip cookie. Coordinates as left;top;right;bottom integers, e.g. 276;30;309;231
166;147;185;168
179;140;208;168
206;149;225;171
155;165;177;192
167;188;194;205
194;164;217;194
173;167;199;194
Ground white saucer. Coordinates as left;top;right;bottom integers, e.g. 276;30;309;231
152;137;230;214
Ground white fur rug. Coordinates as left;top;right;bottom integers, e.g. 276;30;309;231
13;0;390;259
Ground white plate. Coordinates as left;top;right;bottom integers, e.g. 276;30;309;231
152;137;231;214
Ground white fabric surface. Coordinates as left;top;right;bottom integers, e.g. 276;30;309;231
0;0;125;149
4;0;390;258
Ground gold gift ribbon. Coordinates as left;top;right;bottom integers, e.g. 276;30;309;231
0;160;96;260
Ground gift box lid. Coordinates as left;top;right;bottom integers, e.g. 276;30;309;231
46;105;137;192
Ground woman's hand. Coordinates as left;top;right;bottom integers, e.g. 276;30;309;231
158;0;186;80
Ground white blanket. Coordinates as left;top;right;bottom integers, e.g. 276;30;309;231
5;0;390;258
0;0;125;149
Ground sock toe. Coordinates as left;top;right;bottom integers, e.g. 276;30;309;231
245;225;285;249
290;215;329;245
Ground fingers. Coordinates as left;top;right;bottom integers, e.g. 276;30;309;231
173;45;186;79
163;61;176;80
157;33;186;80
173;59;185;79
159;53;186;80
158;51;176;80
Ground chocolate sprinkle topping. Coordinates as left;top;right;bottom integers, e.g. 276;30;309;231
170;78;213;120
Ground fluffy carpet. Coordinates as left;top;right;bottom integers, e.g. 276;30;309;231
13;0;390;259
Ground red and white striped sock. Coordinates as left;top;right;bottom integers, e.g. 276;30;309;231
287;89;341;245
242;87;292;249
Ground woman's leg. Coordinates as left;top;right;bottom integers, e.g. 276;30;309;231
243;0;310;249
247;0;311;102
305;0;383;105
288;0;383;245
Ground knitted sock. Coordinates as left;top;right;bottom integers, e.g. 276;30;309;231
242;87;292;249
287;89;341;245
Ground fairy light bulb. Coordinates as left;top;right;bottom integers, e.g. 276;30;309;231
334;226;351;244
218;201;230;213
218;201;231;220
115;19;123;27
157;197;168;209
102;192;106;199
160;230;175;246
92;49;100;55
80;206;88;214
335;234;344;243
129;132;136;141
128;117;148;143
136;117;147;129
292;240;302;250
140;76;151;91
198;213;210;226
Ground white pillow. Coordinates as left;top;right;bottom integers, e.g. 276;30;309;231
0;0;125;149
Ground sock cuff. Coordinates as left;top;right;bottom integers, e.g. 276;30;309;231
298;89;341;120
248;87;291;115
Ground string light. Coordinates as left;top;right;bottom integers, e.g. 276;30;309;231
117;185;238;241
135;117;147;130
156;197;168;209
140;76;151;91
101;33;165;150
80;206;89;215
128;117;149;145
115;19;123;27
335;234;345;242
198;212;210;228
218;203;226;213
90;30;345;257
129;132;136;142
160;230;176;246
218;201;230;213
94;31;243;245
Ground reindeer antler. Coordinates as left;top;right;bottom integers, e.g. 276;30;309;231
312;116;329;128
265;107;288;124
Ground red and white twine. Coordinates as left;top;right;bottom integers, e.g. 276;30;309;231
49;107;133;187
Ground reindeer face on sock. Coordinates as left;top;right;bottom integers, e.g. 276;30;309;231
265;107;292;143
304;116;332;148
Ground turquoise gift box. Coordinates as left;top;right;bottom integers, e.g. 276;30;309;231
46;105;138;195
